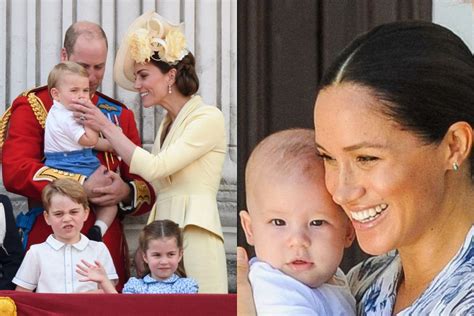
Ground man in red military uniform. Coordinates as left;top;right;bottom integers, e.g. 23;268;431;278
1;21;155;291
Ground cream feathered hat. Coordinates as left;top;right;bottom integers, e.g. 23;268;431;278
113;11;187;91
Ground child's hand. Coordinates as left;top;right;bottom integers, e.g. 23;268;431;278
76;259;107;283
80;289;105;294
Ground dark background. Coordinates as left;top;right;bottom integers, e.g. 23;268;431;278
237;0;432;272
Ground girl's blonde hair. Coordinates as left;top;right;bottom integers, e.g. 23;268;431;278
138;220;186;277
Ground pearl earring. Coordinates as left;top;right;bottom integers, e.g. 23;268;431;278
453;162;459;171
168;84;172;94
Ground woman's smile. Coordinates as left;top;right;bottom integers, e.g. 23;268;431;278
350;203;388;223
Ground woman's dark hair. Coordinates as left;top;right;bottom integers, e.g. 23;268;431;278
320;21;474;174
138;219;187;278
150;52;199;96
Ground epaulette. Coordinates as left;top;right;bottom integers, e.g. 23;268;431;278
21;88;33;97
20;85;46;97
22;87;48;128
0;86;48;162
0;106;12;155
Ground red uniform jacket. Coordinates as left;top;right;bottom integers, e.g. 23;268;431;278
1;86;156;291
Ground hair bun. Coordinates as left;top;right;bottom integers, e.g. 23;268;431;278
175;52;199;96
178;53;195;71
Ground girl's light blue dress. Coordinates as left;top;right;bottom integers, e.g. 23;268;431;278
123;274;198;294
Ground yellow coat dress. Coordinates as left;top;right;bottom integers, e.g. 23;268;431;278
129;95;228;292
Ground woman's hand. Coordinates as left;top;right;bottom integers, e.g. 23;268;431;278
70;98;112;132
71;98;137;166
237;247;256;316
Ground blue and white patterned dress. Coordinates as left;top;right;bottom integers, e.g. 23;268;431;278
122;274;198;294
348;225;473;315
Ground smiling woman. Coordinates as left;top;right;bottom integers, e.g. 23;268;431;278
70;11;229;293
315;84;449;256
314;21;474;315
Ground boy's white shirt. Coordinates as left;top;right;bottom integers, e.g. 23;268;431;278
249;257;356;316
44;100;89;153
13;234;118;293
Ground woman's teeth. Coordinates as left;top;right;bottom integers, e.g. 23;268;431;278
351;204;388;223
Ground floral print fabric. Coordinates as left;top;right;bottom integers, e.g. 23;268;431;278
348;226;473;315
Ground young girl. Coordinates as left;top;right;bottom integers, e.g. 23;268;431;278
77;219;198;294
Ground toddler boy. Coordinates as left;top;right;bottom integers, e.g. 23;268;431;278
45;61;115;241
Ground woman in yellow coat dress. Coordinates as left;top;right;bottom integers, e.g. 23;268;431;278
70;11;228;293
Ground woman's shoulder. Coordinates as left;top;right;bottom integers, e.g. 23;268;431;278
192;96;224;117
186;100;225;134
195;105;224;121
348;252;398;284
347;252;399;299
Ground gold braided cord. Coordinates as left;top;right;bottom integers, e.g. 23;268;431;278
0;89;47;150
0;107;12;147
27;92;47;128
21;88;33;97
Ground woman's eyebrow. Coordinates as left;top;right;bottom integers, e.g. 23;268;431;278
316;141;387;152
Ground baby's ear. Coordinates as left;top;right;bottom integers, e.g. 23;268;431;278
239;210;255;245
344;222;356;248
50;87;60;101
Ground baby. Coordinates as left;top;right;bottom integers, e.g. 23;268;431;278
45;61;115;241
240;128;356;315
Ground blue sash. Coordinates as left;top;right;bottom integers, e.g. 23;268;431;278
16;207;44;249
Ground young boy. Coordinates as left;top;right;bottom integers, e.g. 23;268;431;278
45;61;115;241
12;178;118;293
239;129;356;315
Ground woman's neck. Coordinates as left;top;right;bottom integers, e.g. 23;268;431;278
160;93;192;121
393;178;474;314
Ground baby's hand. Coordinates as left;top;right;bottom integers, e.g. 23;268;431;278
76;259;107;283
